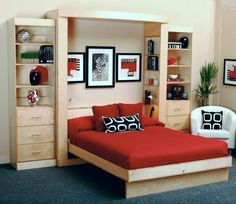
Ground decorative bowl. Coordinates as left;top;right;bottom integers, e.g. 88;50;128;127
169;74;178;80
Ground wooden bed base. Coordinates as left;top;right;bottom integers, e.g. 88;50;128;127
69;143;232;198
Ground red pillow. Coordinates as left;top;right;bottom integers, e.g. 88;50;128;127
142;114;165;127
68;116;95;137
92;104;119;131
118;103;143;124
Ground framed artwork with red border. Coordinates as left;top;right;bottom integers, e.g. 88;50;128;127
67;52;85;83
223;59;236;86
116;53;142;82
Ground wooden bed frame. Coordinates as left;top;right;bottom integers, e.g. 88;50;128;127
66;107;232;198
45;9;232;198
69;142;231;198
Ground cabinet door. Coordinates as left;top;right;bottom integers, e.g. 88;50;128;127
167;100;190;116
18;143;54;162
17;106;54;126
17;125;54;144
166;115;190;130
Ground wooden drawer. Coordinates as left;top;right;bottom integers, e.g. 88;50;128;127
17;125;54;145
17;106;54;126
18;143;54;162
167;100;190;116
166;115;190;130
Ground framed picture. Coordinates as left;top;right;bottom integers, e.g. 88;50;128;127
116;53;142;82
223;59;236;86
86;46;115;88
67;52;85;83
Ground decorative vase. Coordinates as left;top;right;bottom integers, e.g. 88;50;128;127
179;36;189;49
147;39;154;55
27;90;40;106
30;71;41;85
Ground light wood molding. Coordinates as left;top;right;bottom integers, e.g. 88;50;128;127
126;168;229;198
54;8;168;23
69;143;129;181
16;159;56;170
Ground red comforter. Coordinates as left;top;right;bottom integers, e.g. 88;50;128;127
69;126;228;170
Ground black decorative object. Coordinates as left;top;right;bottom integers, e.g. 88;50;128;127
147;39;154;55
182;92;188;99
148;56;158;70
171;85;184;99
179;36;189;49
38;45;53;64
145;90;151;104
30;71;41;85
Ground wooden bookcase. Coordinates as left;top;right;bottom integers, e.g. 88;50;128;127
143;23;168;121
8;18;56;170
165;26;193;131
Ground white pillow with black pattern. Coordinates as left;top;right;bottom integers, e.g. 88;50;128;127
102;113;143;133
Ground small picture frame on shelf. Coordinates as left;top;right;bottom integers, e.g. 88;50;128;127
86;46;115;88
67;52;85;83
116;53;142;82
223;59;236;86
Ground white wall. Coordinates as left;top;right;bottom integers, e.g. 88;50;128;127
0;0;216;164
216;0;236;111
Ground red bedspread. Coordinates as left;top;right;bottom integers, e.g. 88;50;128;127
69;126;228;170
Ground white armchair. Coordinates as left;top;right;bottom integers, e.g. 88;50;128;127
191;106;236;149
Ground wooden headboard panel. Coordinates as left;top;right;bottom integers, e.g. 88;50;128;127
68;106;93;119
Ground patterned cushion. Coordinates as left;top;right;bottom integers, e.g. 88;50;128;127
201;110;223;130
102;113;143;133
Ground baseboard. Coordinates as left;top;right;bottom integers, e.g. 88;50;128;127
0;155;9;164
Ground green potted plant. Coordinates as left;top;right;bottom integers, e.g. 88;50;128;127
194;62;218;106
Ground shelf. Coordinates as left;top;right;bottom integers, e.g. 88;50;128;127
16;63;53;66
167;65;191;68
167;81;191;84
16;84;52;88
16;104;53;108
145;69;159;72
15;42;53;46
144;84;159;87
168;48;190;51
145;54;160;57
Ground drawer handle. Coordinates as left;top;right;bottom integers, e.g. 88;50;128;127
31;134;42;137
31;151;42;154
174;123;181;127
31;116;42;120
174;108;181;111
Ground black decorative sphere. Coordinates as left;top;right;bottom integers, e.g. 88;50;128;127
179;36;189;49
30;71;41;85
167;92;172;99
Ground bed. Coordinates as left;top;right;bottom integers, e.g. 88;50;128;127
68;106;232;198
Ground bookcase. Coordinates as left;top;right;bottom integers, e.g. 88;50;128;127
143;23;168;121
165;26;193;131
8;18;56;170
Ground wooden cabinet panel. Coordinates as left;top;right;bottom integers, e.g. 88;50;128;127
17;125;54;144
17;107;54;126
18;143;54;162
166;115;189;130
167;100;190;116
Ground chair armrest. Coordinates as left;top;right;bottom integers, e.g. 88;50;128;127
191;112;202;135
224;112;236;134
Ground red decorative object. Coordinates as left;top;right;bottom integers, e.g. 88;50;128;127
168;57;177;65
27;90;40;106
30;66;48;84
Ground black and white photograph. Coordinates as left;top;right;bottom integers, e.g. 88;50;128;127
67;52;85;83
86;46;115;88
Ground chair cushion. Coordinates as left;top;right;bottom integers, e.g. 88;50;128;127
197;129;230;139
201;110;223;130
